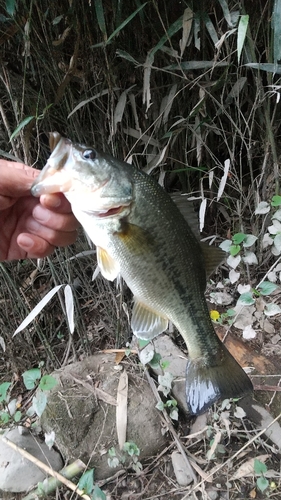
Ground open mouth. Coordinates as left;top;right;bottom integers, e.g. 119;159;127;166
97;205;127;217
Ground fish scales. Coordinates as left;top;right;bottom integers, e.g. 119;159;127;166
31;132;253;415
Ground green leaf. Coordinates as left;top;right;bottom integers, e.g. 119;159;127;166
32;390;47;417
237;15;249;64
138;339;150;349
237;292;255;306
22;368;41;390
230;244;241;256
108;457;120;468
155;401;165;411
92;484;106;500
271;195;281;207
254;458;267;474
149;352;162;368
94;0;107;36
151;15;183;57
258;281;278;296
123;441;140;456
0;411;10;424
5;0;16;16
78;469;94;495
14;410;22;422
272;0;281;67
0;382;11;402
106;3;147;45
9;116;34;142
257;476;269;492
243;234;258;247
108;447;116;457
244;62;281;73
39;375;57;391
232;233;246;245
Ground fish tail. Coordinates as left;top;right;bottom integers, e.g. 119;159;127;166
185;343;253;415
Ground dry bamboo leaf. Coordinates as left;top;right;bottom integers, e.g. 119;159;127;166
180;7;193;57
116;369;128;449
231;454;270;480
143;51;154;112
115;351;126;364
217;158;230;201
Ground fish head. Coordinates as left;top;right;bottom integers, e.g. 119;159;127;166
31;132;133;216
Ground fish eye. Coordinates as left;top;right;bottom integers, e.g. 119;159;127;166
82;149;96;160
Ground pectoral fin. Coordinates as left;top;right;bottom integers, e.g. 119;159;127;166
131;298;168;339
97;246;120;281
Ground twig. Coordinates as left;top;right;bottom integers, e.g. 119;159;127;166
181;411;281;499
144;368;198;484
1;435;91;500
22;460;87;499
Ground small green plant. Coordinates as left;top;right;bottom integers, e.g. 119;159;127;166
107;441;142;473
0;367;57;426
78;469;106;500
156;398;178;421
254;459;269;493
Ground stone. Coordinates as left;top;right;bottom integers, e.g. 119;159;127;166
0;427;63;493
40;353;168;480
171;451;193;486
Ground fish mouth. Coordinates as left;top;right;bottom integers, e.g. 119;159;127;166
89;203;131;218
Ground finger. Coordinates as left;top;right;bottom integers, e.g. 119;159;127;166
25;217;78;247
32;204;80;232
0;163;39;198
39;193;73;213
17;233;56;259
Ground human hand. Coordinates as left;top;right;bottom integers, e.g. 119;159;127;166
0;160;79;261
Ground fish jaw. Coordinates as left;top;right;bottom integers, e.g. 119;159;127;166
31;132;134;214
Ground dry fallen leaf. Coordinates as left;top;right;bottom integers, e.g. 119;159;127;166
116;369;128;450
231;454;270;480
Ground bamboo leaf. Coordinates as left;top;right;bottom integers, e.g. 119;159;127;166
94;0;107;37
106;3;147;45
64;284;75;333
13;285;64;336
217;0;233;27
9;116;34;142
151;15;183;57
5;0;16;16
237;15;249;64
272;0;281;68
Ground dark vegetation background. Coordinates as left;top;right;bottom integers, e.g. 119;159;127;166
0;0;280;419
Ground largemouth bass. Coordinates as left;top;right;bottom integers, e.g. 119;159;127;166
31;132;253;415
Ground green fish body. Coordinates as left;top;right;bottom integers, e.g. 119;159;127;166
31;132;253;415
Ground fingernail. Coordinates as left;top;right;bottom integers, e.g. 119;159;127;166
19;235;34;249
41;194;61;207
33;205;49;223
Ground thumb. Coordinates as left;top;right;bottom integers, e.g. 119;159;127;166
0;162;39;208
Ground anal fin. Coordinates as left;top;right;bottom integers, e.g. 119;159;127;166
97;246;120;281
131;298;168;340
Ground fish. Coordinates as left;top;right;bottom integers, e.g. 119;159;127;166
31;132;253;415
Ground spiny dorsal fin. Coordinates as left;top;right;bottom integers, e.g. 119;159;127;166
200;243;225;277
131;298;168;340
171;194;225;277
170;193;199;237
97;246;120;281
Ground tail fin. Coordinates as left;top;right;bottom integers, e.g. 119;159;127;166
185;344;253;415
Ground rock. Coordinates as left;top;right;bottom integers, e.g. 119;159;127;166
150;334;188;412
40;353;168;480
171;451;193;486
0;427;63;493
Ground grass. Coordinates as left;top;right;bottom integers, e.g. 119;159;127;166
1;0;281;497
